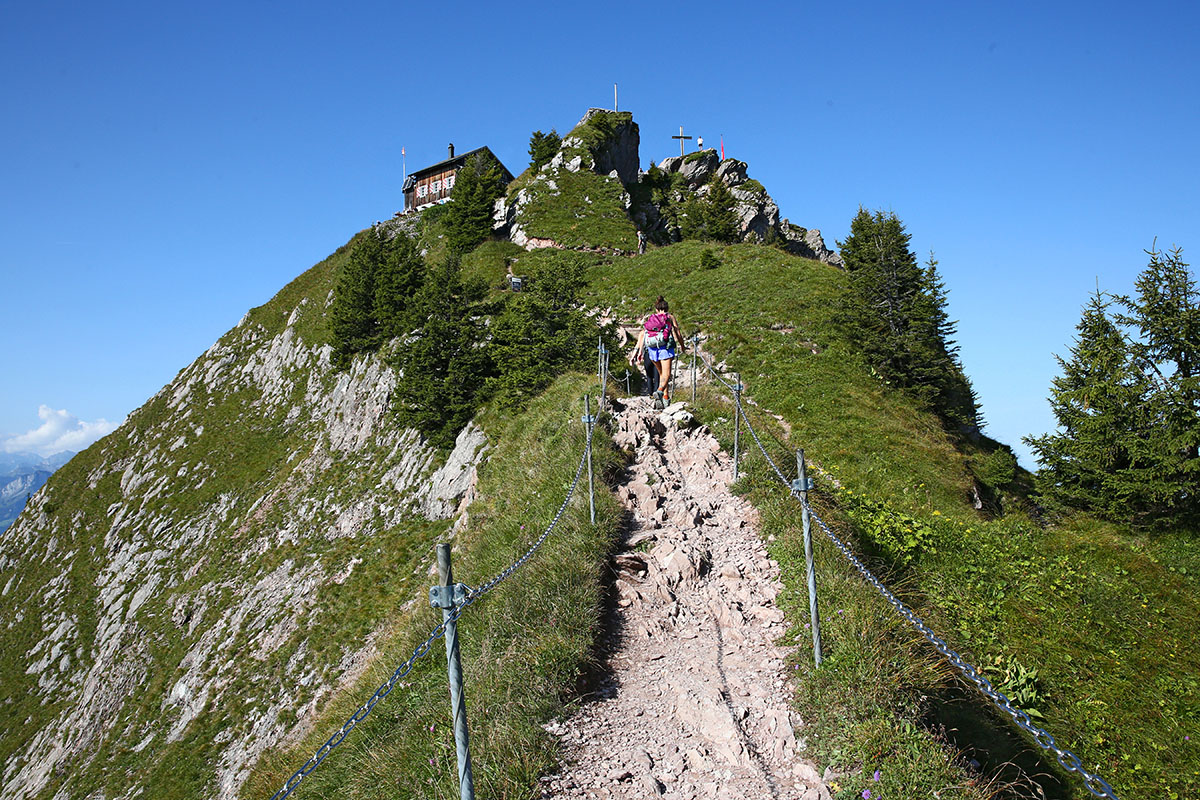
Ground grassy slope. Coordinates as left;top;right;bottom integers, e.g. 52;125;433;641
245;373;624;799
582;240;1199;800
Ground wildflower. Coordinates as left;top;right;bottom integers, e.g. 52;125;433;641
932;510;941;516
873;770;881;781
429;758;436;766
429;723;435;733
837;609;845;615
863;791;871;799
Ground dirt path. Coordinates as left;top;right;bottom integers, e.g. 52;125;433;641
540;396;830;800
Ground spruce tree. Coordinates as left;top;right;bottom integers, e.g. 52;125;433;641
330;230;382;366
838;209;977;426
704;179;740;244
488;253;601;408
390;257;492;448
1025;292;1154;520
372;232;425;341
443;153;505;255
528;129;561;172
1117;245;1200;521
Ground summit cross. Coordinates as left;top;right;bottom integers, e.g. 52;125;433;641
672;126;693;157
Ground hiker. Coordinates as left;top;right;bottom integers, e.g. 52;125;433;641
637;229;647;254
628;296;685;409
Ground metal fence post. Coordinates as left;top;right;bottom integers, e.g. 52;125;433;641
433;544;475;800
797;449;823;667
583;395;596;525
733;373;741;482
691;334;698;403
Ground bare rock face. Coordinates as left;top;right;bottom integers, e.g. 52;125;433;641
780;220;845;268
577;107;640;186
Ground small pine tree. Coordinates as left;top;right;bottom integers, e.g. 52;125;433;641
1025;292;1154;520
391;257;493;448
330;231;382;366
528;129;561;172
488;253;602;408
704;179;740;244
372;232;425;340
444;153;506;256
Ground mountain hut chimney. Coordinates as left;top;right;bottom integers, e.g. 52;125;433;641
448;143;455;158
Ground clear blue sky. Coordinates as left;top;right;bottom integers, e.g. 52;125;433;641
2;1;1197;466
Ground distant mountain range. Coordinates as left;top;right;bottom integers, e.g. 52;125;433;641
0;451;73;531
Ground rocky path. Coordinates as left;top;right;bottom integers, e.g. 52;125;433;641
540;397;830;800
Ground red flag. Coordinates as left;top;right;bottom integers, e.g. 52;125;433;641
720;136;725;160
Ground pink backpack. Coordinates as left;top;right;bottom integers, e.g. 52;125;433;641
644;313;673;349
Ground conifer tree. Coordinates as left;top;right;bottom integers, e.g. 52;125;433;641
1025;292;1153;520
704;179;740;244
528;129;561;172
838;209;977;426
443;153;505;255
372;232;425;341
390;257;492;448
488;253;601;408
330;230;382;366
1028;247;1199;526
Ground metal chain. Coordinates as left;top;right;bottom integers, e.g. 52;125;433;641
270;408;597;800
464;416;593;602
797;494;1120;799
270;612;459;800
722;368;1121;799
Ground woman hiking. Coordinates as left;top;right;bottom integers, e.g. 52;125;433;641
628;296;686;410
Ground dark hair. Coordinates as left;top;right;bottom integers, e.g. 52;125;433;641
654;296;669;312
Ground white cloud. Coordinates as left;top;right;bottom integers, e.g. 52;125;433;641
3;406;123;457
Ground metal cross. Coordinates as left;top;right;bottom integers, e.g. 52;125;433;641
672;126;693;157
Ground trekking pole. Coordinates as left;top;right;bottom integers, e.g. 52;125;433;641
625;369;630;397
583;395;596;525
793;449;823;667
733;373;742;482
430;545;476;800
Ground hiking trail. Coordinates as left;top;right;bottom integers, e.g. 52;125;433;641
539;396;832;800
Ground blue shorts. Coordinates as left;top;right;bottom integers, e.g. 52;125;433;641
647;346;675;362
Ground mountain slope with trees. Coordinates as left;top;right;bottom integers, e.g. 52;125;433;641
2;106;1196;800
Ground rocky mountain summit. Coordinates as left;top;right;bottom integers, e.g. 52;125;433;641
493;109;842;266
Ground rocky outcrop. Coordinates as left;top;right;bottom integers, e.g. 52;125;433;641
577;107;640;186
493;109;638;252
780;220;844;268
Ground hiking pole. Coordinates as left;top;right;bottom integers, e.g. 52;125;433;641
793;449;823;667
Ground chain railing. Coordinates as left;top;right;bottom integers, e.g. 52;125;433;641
692;347;1121;800
269;396;600;800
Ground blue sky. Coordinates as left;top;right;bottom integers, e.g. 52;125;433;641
2;1;1197;466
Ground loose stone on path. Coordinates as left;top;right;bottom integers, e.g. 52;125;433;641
540;397;830;800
